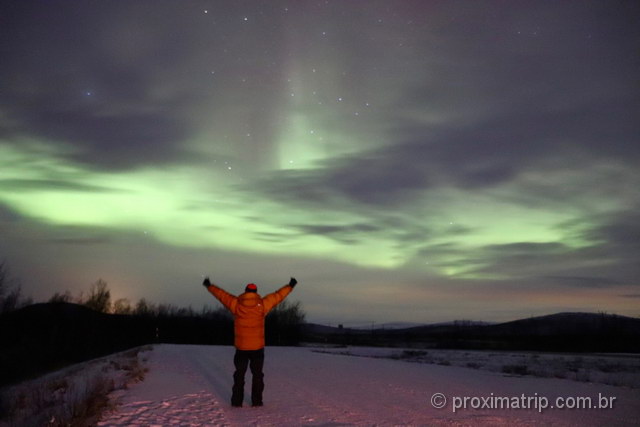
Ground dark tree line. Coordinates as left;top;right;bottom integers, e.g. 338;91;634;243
48;278;230;319
266;300;306;346
0;262;307;386
47;278;306;344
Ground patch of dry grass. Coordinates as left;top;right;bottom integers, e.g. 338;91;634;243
0;345;152;427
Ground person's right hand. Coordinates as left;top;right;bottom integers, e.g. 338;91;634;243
289;277;297;288
203;277;211;287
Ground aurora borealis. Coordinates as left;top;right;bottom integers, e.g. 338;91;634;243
1;1;638;324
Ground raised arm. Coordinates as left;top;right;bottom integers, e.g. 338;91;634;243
263;277;297;314
203;277;238;313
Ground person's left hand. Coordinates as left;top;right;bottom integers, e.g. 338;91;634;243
203;277;211;287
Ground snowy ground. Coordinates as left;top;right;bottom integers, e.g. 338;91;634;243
311;346;640;389
97;344;640;426
0;347;150;427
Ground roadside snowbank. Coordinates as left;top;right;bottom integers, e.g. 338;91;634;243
0;346;150;427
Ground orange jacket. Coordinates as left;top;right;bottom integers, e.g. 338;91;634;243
206;283;293;350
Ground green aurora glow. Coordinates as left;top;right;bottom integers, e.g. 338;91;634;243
1;1;638;323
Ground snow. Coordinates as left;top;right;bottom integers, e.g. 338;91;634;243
312;346;640;389
0;347;150;427
98;344;640;426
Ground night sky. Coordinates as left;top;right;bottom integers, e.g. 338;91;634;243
1;1;639;324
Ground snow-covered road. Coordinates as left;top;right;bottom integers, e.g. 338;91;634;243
98;344;639;426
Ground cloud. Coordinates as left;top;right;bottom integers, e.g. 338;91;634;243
0;179;121;193
22;109;195;170
538;275;622;288
293;222;382;245
0;1;283;171
0;1;304;173
249;95;639;215
0;203;22;223
45;236;111;246
586;211;640;250
445;209;640;287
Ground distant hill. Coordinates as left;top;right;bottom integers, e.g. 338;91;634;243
303;312;640;353
303;323;345;335
483;312;640;336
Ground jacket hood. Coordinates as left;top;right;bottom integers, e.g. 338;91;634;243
238;292;262;308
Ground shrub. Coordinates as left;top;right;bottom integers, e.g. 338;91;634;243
502;364;529;375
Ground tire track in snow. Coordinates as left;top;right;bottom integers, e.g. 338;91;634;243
98;391;229;427
98;345;230;426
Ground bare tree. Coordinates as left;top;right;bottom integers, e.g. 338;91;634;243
0;261;7;300
49;290;73;303
0;260;31;314
270;300;306;325
112;298;132;315
266;300;306;345
1;286;22;313
83;279;111;313
134;298;156;316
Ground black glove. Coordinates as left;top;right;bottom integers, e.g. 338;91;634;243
289;277;297;288
203;277;211;288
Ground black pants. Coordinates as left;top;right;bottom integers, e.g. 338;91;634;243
232;348;264;406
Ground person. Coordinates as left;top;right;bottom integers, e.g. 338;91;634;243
202;276;298;407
